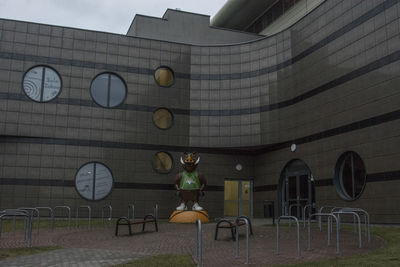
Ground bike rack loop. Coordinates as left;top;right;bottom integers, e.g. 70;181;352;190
308;213;339;254
288;203;302;227
318;206;336;231
341;208;370;243
18;208;40;234
127;204;134;221
195;219;202;267
302;204;313;228
235;216;250;264
101;205;113;226
35;207;54;231
332;211;362;248
54;206;71;229
0;209;33;247
277;216;300;259
76;206;91;229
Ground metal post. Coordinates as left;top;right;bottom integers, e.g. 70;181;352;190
154;204;158;221
288;204;302;227
195;219;202;267
303;204;312;228
308;213;339;254
35;207;54;231
76;206;91;229
127;204;134;222
54;206;71;229
277;216;300;259
101;205;112;227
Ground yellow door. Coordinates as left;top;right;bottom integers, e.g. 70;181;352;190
224;180;252;217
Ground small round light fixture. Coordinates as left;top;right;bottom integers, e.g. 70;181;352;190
235;163;243;171
290;143;297;152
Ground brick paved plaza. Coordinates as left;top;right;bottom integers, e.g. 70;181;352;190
0;219;384;266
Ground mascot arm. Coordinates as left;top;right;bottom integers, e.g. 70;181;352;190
175;173;182;191
199;174;206;191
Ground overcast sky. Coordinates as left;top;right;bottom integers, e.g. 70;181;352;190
0;0;228;34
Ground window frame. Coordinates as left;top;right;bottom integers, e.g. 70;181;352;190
334;151;367;201
152;107;174;130
22;65;63;103
90;72;127;108
152;151;174;174
74;161;114;201
153;66;175;88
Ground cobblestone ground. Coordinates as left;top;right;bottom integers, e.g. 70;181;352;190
0;220;385;267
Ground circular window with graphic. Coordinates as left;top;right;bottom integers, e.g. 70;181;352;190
153;108;174;129
334;151;366;201
75;162;114;201
90;72;127;108
23;65;62;102
154;66;175;87
153;151;173;173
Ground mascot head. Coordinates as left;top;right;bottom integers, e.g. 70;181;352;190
180;152;200;173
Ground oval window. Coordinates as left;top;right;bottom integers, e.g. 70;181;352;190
90;73;127;108
23;65;62;102
334;151;366;201
154;66;175;87
153;152;173;173
75;162;114;201
153;108;173;129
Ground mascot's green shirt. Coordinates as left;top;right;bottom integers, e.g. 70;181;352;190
180;171;201;190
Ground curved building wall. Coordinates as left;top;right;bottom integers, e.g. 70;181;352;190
0;0;400;222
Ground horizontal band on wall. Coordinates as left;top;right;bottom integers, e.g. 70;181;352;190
2;49;399;117
254;171;400;192
2;107;400;154
0;178;224;191
0;0;396;82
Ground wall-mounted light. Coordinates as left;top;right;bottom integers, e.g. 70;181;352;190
290;143;297;152
235;163;243;171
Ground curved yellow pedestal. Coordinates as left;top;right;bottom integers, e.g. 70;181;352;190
169;210;210;223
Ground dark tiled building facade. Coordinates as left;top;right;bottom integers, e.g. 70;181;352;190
1;0;400;223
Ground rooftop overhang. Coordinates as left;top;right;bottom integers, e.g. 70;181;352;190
211;0;276;31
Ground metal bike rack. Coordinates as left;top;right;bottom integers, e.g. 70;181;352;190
288;203;302;227
154;204;158;221
195;219;202;267
54;206;71;229
341;208;370;243
76;206;91;229
277;216;300;259
318;206;336;231
308;213;339;254
127;204;134;221
235;217;250;264
101;205;113;227
303;204;313;228
18;208;40;233
35;207;54;231
0;209;33;247
332;210;362;248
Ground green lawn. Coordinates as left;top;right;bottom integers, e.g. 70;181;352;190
113;254;195;267
0;246;61;261
278;225;400;267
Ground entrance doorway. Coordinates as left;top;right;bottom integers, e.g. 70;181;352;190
224;179;253;217
278;160;315;219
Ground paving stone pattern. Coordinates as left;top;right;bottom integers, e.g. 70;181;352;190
0;219;385;267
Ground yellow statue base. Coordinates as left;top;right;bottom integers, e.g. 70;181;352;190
169;210;210;223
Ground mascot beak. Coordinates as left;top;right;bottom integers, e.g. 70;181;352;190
195;156;200;165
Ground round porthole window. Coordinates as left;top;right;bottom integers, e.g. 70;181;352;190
75;162;114;201
90;72;127;108
154;66;175;87
153;152;173;173
334;151;366;201
153;108;174;129
23;65;62;102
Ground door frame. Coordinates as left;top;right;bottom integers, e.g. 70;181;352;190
224;178;254;218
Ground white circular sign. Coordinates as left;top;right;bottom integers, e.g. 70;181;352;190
290;143;297;152
75;162;113;201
